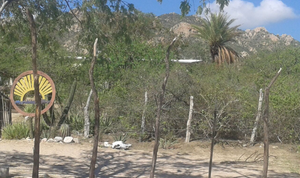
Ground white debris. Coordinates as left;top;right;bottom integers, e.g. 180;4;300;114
111;141;132;150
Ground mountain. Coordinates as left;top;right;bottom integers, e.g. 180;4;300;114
157;13;300;59
58;11;300;60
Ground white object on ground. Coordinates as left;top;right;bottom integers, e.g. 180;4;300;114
111;141;132;150
103;142;112;148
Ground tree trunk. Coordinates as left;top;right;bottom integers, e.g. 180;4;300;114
262;68;282;178
185;96;194;143
150;37;176;178
208;108;217;178
84;89;93;138
250;88;263;144
58;80;77;127
26;9;41;178
89;38;100;178
140;91;148;142
0;95;2;138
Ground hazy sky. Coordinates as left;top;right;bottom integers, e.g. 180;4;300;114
127;0;300;41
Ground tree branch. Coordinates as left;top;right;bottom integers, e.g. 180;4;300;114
64;0;83;29
0;0;15;14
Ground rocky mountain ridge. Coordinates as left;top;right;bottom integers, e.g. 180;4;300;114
158;13;299;59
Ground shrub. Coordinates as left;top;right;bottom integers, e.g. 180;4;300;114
59;123;70;138
2;123;29;139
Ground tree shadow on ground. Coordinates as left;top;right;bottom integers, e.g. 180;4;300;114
1;149;299;178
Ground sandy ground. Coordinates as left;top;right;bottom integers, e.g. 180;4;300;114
0;138;299;178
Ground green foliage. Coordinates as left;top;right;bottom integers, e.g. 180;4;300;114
24;104;35;113
159;133;177;149
59;123;70;138
2;123;30;139
193;12;242;64
113;133;128;143
67;115;84;132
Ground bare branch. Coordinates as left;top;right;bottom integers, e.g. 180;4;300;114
64;0;83;28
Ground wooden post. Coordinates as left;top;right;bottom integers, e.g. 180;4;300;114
208;108;217;178
0;95;2;137
262;68;282;178
250;88;263;144
140;91;148;142
150;37;176;178
84;89;93;138
26;9;41;178
89;38;100;178
185;96;194;143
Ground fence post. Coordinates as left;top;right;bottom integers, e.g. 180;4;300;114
208;107;217;178
185;96;194;143
0;95;2;137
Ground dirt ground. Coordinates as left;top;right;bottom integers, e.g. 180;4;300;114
0;137;299;178
1;113;299;177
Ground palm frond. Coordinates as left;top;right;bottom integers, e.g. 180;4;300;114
192;12;242;64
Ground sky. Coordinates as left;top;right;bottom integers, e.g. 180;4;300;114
126;0;300;42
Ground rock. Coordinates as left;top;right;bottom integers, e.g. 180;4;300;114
103;142;111;148
54;136;63;142
73;138;79;144
63;136;73;143
0;166;9;178
170;22;196;38
253;27;267;33
41;138;47;142
47;138;55;142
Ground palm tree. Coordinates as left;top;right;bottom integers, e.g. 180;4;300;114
193;13;242;64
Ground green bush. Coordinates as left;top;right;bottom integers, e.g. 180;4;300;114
59;123;70;138
67;115;84;132
2;123;30;139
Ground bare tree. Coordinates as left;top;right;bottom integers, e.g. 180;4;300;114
26;8;41;178
150;37;176;178
262;68;282;178
89;38;100;178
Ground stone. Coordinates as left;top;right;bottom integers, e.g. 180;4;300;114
63;136;73;143
47;138;55;142
0;166;9;178
73;138;79;144
103;142;111;148
54;136;63;142
41;138;47;142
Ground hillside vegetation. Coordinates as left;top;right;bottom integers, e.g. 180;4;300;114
0;8;300;144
